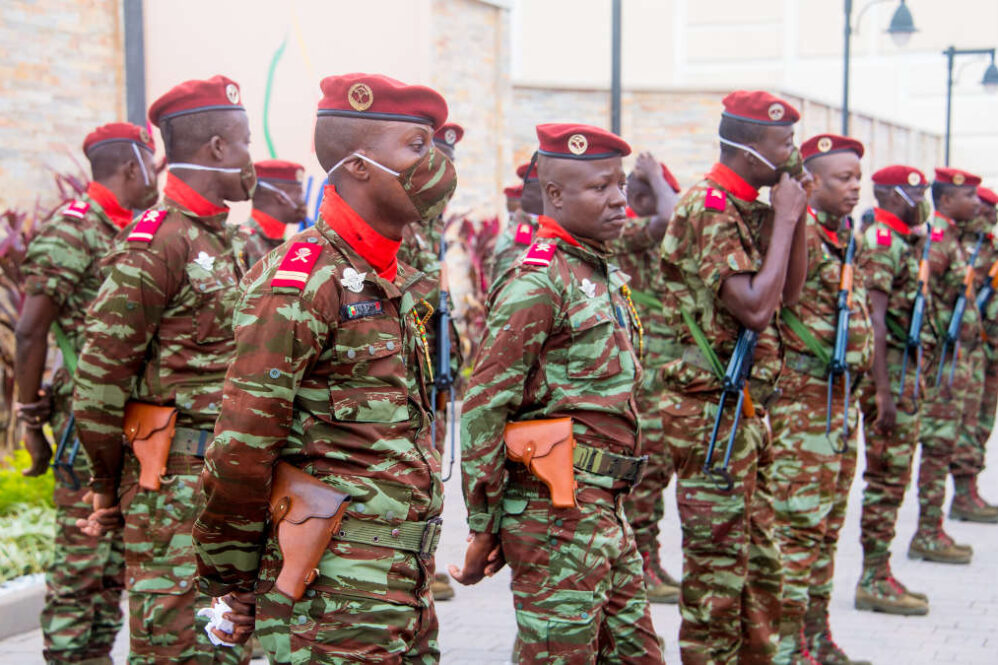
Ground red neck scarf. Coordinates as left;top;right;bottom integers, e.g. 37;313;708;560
320;186;400;280
934;211;956;228
874;207;910;236
808;206;841;245
250;208;288;241
706;163;759;202
87;181;133;229
536;215;582;247
163;173;229;217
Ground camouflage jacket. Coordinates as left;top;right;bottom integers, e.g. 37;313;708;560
194;188;440;603
607;212;673;370
237;210;287;270
659;164;783;394
490;209;538;286
73;175;243;489
398;213;443;283
779;207;874;376
858;207;937;353
927;213;982;350
461;223;642;534
971;231;998;349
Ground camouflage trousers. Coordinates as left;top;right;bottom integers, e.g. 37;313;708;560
661;389;781;665
953;346;996;477
500;475;665;664
118;453;249;665
857;361;921;563
918;344;984;531
623;373;675;563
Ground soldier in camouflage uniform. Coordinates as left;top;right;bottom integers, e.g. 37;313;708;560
72;76;253;665
14;122;158;665
490;160;543;284
658;90;809;665
611;151;681;604
908;167;984;564
194;73;456;665
769;135;873;665
236;160;307;269
452;123;665;664
950;185;998;522
853;165;933;616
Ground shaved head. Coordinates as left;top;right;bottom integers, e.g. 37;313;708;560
87;142;143;181
314;116;378;174
160;110;247;162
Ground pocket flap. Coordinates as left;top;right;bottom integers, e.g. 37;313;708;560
269;462;351;525
504;418;573;462
122;402;178;444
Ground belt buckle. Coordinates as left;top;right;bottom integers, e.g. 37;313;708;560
419;516;443;560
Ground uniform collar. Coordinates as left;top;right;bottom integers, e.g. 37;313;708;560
86;181;133;229
808;206;846;247
536;215;582;247
874;207;910;236
250;208;288;241
319;185;400;281
706;162;759;202
163;173;229;227
934;211;955;228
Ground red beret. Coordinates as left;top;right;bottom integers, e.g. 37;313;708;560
536;123;631;160
801;134;864;162
434;123;464;147
934;167;981;187
148;75;244;128
516;161;538;180
503;184;523;199
254;160;305;184
978;186;998;206
872;165;927;187
317;73;448;130
83;122;155;155
660;162;681;193
722;90;800;126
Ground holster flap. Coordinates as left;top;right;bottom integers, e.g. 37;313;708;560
123;402;179;444
504;418;573;464
269;462;351;526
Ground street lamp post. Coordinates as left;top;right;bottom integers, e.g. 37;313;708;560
610;0;622;136
943;47;998;165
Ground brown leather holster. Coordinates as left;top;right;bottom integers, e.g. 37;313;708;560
123;402;178;491
504;418;577;508
268;462;351;601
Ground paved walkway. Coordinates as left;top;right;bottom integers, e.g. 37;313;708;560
2;429;997;664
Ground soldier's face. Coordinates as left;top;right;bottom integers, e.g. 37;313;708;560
948;186;981;222
809;152;861;218
979;199;997;226
547;157;628;242
218;112;253;201
129;149;159;210
752;125;796;186
365;121;436;221
521;180;543;215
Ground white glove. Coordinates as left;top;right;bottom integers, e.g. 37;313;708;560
197;598;237;648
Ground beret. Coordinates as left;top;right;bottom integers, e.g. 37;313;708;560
503;184;523;199
801;134;864;162
433;123;464;147
536;123;631;160
722;90;800;126
83;122;154;155
872;165;927;187
148;75;243;127
977;186;998;206
254;160;305;184
317;73;448;130
934;167;981;187
516;161;538;181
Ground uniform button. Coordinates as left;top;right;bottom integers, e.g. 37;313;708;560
179;580;188;588
208;402;216;410
368;345;376;355
503;324;511;331
307;237;319;244
297;615;307;625
385;510;395;520
126;302;136;311
129;577;135;585
516;602;524;609
306;589;315;598
386;341;395;351
580;611;589;619
347;349;357;359
554;519;563;527
354;504;365;513
199;284;207;291
548;537;557;547
269;368;281;379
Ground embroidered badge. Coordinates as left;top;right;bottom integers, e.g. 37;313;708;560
514;222;534;246
271;241;322;290
341;300;384;320
580;278;597;298
705;188;726;211
62;200;90;219
340;267;367;293
931;226;944;242
876;227;892;247
193;251;215;272
348;83;374;111
127;209;167;243
523;241;557;266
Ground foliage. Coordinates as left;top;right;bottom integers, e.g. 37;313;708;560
0;449;55;515
0;502;55;583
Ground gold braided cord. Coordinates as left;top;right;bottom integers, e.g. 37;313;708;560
620;284;644;359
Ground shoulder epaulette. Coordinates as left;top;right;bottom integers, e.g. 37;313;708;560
62;199;90;220
127;209;168;243
272;241;321;290
704;187;727;212
239;224;255;236
930;226;945;243
875;226;892;247
522;240;557;267
513;222;534;246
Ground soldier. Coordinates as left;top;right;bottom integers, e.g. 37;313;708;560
237;160;307;269
770;134;873;665
72;75;252;664
193;73;456;664
504;183;522;214
909;167;984;564
658;90;808;664
451;123;665;664
853;165;933;616
14;122;157;665
611;151;682;604
490;160;543;283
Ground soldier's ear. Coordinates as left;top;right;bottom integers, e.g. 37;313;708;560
544;181;563;210
207;135;226;162
339;155;370;182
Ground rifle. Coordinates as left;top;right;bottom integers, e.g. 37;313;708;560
825;215;861;453
975;260;998;313
935;231;985;387
430;228;458;481
898;226;933;401
703;328;758;491
50;322;81;489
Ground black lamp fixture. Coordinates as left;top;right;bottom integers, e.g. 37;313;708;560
886;0;917;47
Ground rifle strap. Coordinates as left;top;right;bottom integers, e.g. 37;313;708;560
779;308;831;365
679;307;725;381
884;313;908;344
52;322;78;376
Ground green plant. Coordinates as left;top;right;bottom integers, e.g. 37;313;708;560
0;502;55;583
0;449;55;515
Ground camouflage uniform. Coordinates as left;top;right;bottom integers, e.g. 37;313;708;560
194;188;443;665
461;223;665;664
489;209;537;286
658;164;783;664
398;214;443;282
73;175;249;665
237;210;288;269
770;208;873;661
912;213;984;557
853;208;933;610
608;212;678;599
23;183;127;665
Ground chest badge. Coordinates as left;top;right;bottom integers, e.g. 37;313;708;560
341;267;367;293
194;251;215;272
581;278;597;298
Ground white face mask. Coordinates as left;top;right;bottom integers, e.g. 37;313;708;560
718;137;778;171
327;152;400;179
257;180;300;208
894;185;916;207
168;163;243;175
131;143;151;186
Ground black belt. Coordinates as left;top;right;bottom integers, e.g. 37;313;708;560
573;443;647;485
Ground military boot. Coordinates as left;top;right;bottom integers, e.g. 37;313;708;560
774;615;821;665
641;551;679;604
950;475;998;523
804;597;872;665
854;561;929;615
908;529;972;564
430;572;455;601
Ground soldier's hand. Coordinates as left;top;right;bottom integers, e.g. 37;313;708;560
21;427;52;477
873;390;897;436
216;592;256;645
448;531;505;586
75;491;122;537
770;172;807;230
633;152;658;182
15;388;53;425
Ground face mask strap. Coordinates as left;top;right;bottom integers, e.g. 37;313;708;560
168;163;243;174
131;143;151;186
894;185;916;208
718;136;778;171
327;152;401;179
258;180;299;208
